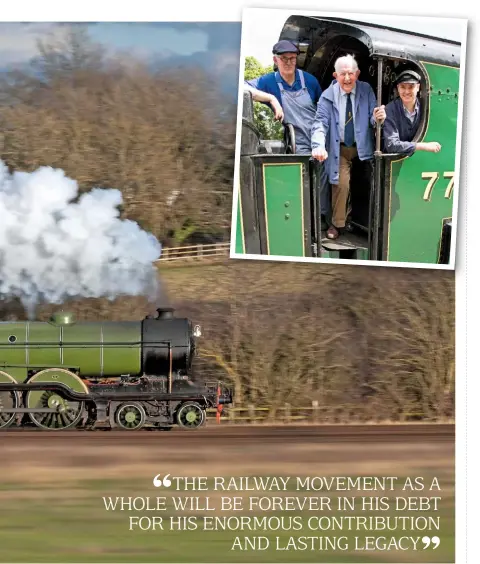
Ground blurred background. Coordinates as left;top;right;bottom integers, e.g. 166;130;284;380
0;21;454;563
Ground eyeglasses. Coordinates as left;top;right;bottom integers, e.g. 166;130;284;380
277;56;297;64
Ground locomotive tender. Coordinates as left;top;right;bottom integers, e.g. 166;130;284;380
0;308;232;431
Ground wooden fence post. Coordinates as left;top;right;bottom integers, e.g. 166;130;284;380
312;400;319;424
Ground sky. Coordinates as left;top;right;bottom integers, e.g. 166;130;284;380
0;22;242;98
241;8;467;66
0;13;466;99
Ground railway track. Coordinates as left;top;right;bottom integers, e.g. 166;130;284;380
0;423;454;444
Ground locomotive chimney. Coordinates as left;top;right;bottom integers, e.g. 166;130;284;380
155;307;175;319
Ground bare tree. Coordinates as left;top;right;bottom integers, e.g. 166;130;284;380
0;30;235;245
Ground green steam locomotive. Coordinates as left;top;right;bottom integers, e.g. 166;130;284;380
234;16;462;265
0;308;232;431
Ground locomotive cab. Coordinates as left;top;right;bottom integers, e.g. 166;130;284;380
292;18;431;260
236;15;460;265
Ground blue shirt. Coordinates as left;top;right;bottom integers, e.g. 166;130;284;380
245;69;322;110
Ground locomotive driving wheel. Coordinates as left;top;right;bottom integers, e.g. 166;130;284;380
0;372;20;429
25;369;87;430
0;392;18;428
115;403;146;430
26;390;84;430
176;401;206;429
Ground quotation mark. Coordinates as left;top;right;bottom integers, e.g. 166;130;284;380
153;474;172;488
422;536;440;549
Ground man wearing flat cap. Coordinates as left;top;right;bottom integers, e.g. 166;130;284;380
245;40;329;224
383;69;442;155
244;39;322;155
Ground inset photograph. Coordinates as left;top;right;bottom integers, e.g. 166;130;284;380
231;8;467;268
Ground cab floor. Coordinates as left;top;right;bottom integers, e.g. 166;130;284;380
320;230;368;250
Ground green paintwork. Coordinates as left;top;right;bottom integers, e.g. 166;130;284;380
355;247;369;261
1;367;27;381
63;322;141;377
0;320;142;378
0;371;16;384
125;411;136;423
27;369;88;394
178;403;204;427
186;410;197;422
387;62;458;263
264;163;305;256
321;249;339;259
28;322;63;367
0;323;27;366
117;404;144;429
235;189;245;254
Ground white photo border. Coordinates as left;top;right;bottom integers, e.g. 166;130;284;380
229;7;468;271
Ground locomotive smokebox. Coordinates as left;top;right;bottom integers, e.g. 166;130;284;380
141;310;194;375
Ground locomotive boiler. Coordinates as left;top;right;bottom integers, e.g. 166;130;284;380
0;308;232;431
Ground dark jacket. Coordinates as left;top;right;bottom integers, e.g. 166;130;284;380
383;97;421;156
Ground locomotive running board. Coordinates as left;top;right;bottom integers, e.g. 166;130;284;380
320;232;369;260
0;382;222;404
0;408;67;413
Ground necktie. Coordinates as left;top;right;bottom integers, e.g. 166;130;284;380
344;93;355;147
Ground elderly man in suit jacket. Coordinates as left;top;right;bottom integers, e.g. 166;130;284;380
311;54;386;240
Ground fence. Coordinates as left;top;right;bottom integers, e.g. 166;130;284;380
204;402;441;425
156;242;230;263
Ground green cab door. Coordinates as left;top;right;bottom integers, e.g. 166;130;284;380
245;154;313;257
383;62;459;265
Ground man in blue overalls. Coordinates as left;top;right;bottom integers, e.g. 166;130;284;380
245;40;330;226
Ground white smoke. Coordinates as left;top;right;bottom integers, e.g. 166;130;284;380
0;161;162;318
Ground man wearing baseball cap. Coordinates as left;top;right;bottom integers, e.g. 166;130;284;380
244;39;322;155
383;69;441;155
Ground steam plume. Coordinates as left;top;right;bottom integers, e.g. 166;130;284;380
0;161;161;318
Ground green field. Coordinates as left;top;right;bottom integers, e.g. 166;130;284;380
0;475;454;563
